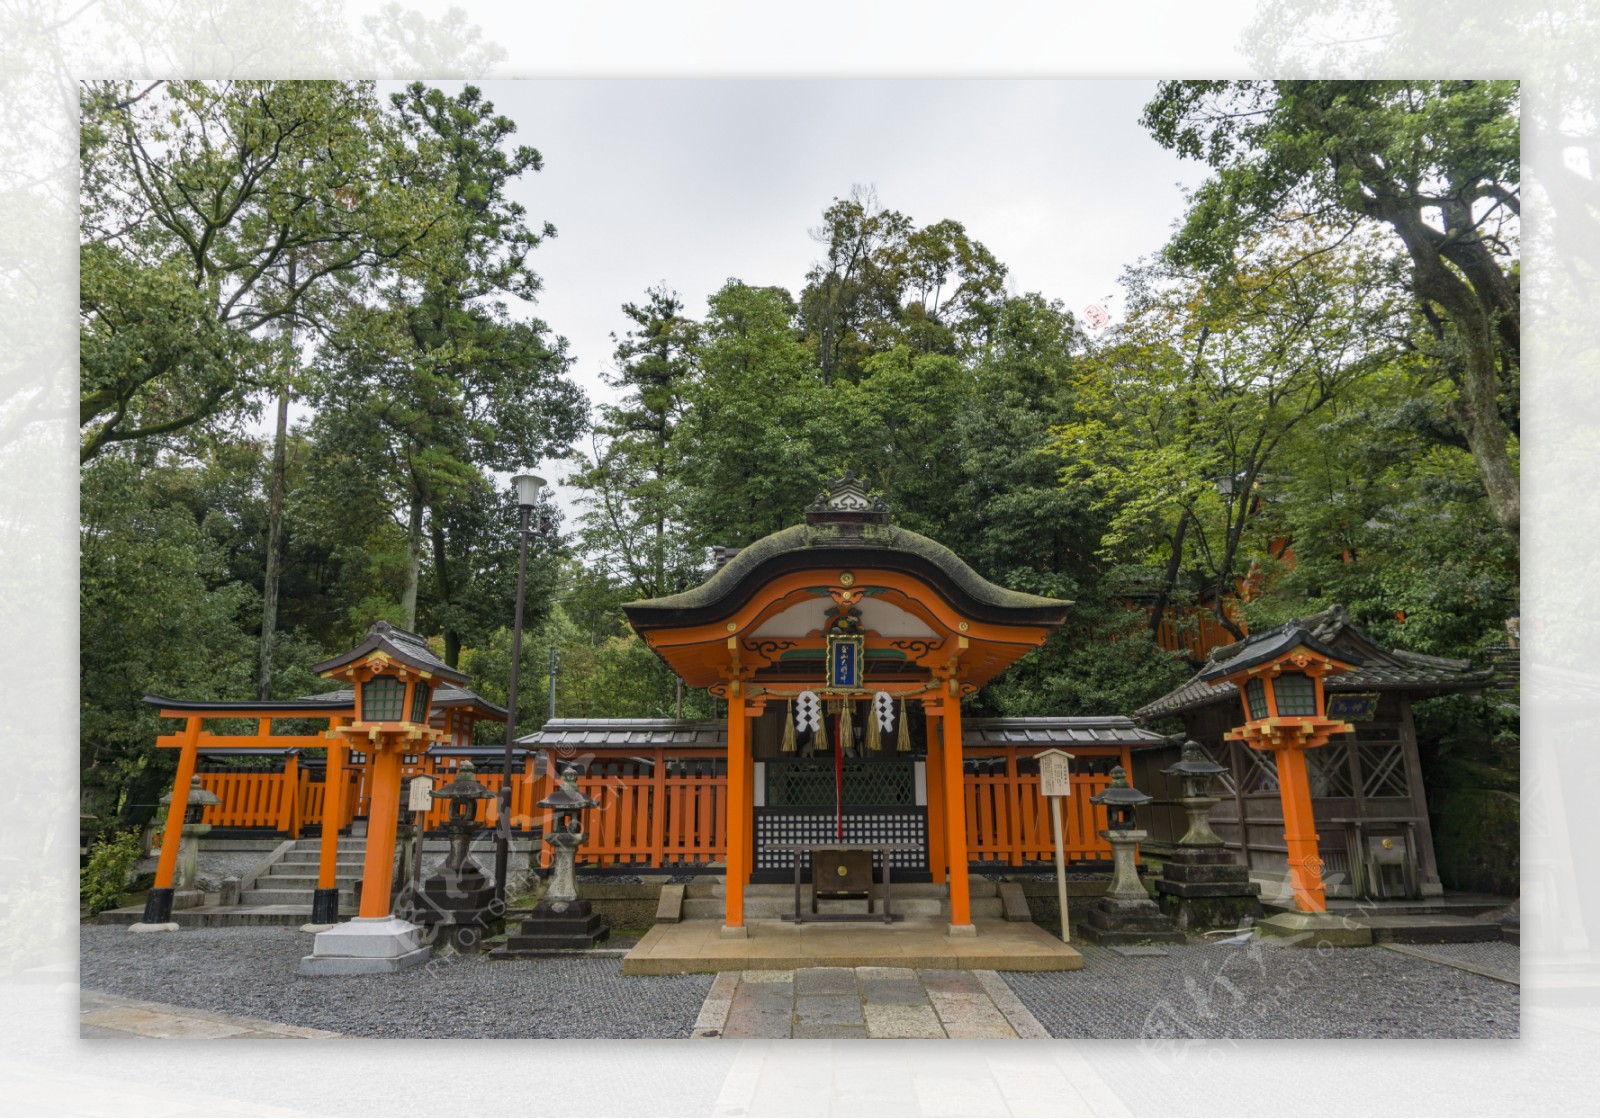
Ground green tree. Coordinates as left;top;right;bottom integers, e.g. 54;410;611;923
1052;225;1401;639
78;79;449;462
798;186;1008;382
573;285;703;601
677;281;839;545
305;83;585;665
1142;80;1521;542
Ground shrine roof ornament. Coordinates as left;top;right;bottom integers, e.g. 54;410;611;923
310;620;471;686
805;470;889;525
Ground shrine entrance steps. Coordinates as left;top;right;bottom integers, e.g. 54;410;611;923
679;878;1006;922
622;917;1083;975
241;837;365;908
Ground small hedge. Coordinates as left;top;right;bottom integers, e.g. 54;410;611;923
80;829;144;916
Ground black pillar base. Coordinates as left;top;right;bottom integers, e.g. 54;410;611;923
142;887;174;924
310;887;341;925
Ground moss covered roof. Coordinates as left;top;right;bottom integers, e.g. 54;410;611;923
624;521;1070;629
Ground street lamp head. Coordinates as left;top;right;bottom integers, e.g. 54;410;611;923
512;473;546;509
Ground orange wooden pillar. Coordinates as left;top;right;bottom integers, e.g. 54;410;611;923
357;746;403;919
940;689;973;930
312;726;347;925
724;689;750;929
923;705;947;885
1272;745;1326;912
139;715;202;925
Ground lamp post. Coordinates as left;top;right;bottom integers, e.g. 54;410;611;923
1198;623;1359;913
496;472;545;907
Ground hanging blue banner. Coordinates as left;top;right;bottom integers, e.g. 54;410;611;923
826;631;864;690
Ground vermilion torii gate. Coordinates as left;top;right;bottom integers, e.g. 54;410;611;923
622;475;1070;935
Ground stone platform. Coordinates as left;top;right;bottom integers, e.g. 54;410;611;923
621;917;1083;975
97;903;313;928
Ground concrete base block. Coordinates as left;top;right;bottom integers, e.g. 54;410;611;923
1258;910;1372;948
720;925;749;939
297;946;431;975
126;922;180;934
297;914;432;975
947;924;978;937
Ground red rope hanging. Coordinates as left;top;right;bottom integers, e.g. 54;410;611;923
833;708;844;840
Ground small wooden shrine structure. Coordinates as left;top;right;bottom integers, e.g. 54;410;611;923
1132;605;1495;899
620;473;1077;932
138;623;509;927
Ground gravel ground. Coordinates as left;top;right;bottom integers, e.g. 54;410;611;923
1005;939;1518;1039
80;925;714;1039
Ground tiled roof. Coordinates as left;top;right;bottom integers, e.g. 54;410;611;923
297;683;506;720
1136;604;1495;721
962;717;1168;749
309;621;470;686
1196;622;1356;682
518;718;728;749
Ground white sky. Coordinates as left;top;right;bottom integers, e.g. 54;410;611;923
380;80;1211;520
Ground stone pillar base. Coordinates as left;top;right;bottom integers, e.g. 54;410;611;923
946;923;978;938
1154;846;1264;931
719;925;749;939
297;914;432;975
1077;897;1184;946
1258;910;1372;948
127;922;181;934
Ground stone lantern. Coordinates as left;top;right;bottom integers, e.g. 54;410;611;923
1152;742;1263;931
399;761;501;952
1080;766;1181;945
494;767;608;954
1163;741;1228;848
159;775;221;908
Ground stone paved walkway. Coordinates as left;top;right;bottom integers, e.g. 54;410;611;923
690;967;1050;1039
80;991;341;1039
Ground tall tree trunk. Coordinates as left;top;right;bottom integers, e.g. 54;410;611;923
1148;513;1190;645
256;385;290;701
257;253;297;701
401;498;423;631
430;512;460;668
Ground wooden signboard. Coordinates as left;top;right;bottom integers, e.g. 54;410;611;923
1038;750;1073;797
407;775;435;811
1327;693;1382;721
1034;748;1075;944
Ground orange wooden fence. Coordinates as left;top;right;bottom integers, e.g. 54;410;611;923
198;747;1122;869
195;748;729;868
965;768;1113;863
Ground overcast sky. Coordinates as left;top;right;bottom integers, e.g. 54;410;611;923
374;80;1210;518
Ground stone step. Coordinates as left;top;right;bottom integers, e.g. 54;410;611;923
257;873;364;891
1354;915;1505;944
241;888;358;907
680;895;1004;920
275;856;369;871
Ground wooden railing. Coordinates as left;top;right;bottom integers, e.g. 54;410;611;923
573;755;727;867
197;746;1122;869
195;748;729;868
965;767;1113;863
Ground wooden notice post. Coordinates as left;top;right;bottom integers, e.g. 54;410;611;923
408;775;434;891
1036;748;1075;943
